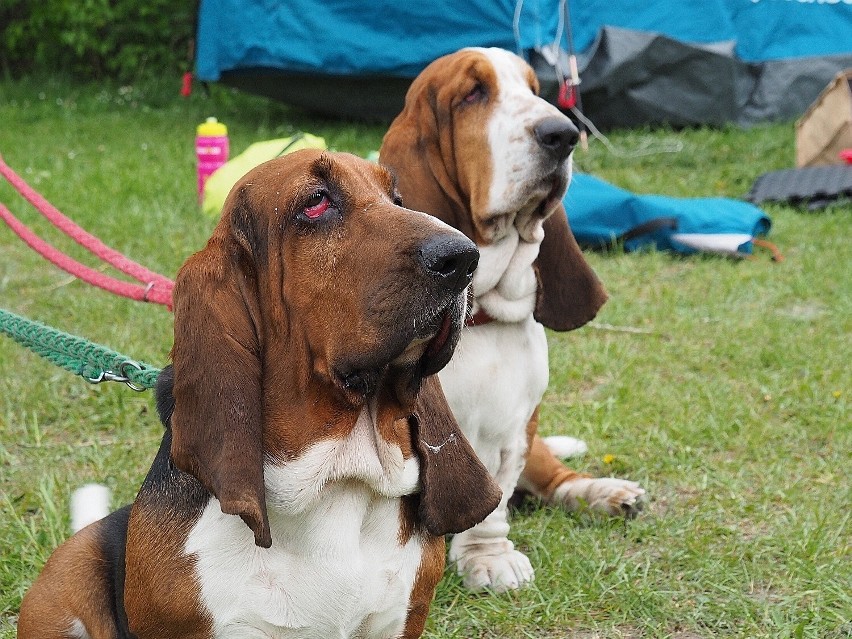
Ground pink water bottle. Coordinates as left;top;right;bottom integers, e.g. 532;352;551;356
195;117;229;203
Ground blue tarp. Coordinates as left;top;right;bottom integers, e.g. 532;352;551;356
197;0;852;81
565;173;772;255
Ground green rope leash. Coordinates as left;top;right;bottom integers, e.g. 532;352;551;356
0;308;161;390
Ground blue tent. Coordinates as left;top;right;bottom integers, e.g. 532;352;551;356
196;0;852;125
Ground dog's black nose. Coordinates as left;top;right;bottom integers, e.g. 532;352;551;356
534;116;580;160
418;234;479;293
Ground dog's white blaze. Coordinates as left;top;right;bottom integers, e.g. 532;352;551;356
186;404;423;638
469;47;570;221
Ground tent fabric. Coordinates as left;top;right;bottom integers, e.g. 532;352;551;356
575;26;852;127
196;0;560;119
196;0;852;79
569;28;742;128
565;0;736;54
565;173;772;255
196;0;852;126
566;0;852;62
723;0;852;62
196;0;558;80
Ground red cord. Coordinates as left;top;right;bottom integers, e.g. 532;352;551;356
0;154;174;309
0;154;174;291
0;203;173;308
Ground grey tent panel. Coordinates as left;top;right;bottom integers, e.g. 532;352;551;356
574;27;852;129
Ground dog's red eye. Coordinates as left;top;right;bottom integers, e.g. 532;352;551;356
304;191;330;219
463;84;484;103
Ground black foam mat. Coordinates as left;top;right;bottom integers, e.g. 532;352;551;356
747;165;852;210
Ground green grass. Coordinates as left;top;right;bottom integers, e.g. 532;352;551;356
1;76;849;639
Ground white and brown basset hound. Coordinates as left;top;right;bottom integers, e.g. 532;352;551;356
17;150;501;638
380;48;646;592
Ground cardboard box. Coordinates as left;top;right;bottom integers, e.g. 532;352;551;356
796;70;852;167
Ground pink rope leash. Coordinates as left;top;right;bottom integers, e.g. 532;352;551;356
0;153;174;290
0;153;174;309
0;203;173;308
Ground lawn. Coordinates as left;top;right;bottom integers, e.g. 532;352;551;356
0;76;849;639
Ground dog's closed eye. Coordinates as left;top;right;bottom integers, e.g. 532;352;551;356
463;83;485;104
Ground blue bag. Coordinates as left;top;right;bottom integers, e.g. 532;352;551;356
564;173;773;257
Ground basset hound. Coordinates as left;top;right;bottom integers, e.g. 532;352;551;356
17;150;502;639
380;48;646;592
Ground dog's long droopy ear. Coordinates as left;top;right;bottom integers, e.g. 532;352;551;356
169;202;271;548
380;81;476;240
411;376;502;535
534;205;608;331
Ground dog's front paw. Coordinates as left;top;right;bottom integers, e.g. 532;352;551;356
450;545;534;592
554;477;646;518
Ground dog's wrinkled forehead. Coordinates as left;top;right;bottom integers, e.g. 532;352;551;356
476;48;535;87
466;47;543;110
468;47;538;99
239;151;399;217
315;152;399;201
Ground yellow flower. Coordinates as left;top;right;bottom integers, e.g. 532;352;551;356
602;454;616;464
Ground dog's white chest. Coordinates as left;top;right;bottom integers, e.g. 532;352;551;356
439;316;548;473
185;407;425;639
187;488;423;639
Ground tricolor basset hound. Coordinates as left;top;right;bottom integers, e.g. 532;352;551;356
380;48;646;592
17;150;501;638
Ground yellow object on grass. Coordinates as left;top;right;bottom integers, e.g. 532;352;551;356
202;133;327;217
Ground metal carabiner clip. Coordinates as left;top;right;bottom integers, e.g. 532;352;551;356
83;360;147;392
118;360;147;392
